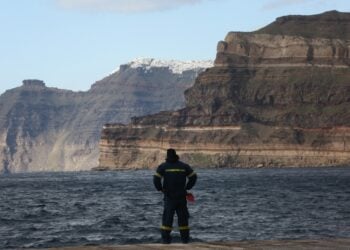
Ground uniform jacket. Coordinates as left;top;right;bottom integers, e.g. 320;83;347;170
153;160;197;199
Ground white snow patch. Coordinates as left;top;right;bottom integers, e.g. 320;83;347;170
112;58;214;75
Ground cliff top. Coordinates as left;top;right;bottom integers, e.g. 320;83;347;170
248;10;350;39
22;79;46;88
115;58;214;75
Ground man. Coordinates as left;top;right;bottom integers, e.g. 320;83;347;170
153;148;197;244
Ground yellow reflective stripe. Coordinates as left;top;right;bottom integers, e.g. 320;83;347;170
165;169;186;173
160;225;173;231
161;225;189;231
154;172;162;178
188;171;196;177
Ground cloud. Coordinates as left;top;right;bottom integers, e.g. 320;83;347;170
262;0;314;10
56;0;210;13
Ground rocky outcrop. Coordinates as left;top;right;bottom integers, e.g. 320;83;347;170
254;10;350;39
0;59;212;173
0;80;84;173
99;11;350;169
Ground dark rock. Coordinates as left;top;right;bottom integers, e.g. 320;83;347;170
99;11;350;169
255;10;350;39
22;79;46;88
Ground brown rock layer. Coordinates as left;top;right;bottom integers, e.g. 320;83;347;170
99;11;350;169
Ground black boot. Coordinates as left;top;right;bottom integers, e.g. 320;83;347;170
180;229;190;244
161;230;172;244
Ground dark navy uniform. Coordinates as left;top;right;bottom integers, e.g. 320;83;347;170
153;149;197;244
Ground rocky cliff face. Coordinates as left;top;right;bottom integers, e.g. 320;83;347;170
99;11;350;169
0;59;212;173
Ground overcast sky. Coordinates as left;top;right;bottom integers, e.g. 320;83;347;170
0;0;348;94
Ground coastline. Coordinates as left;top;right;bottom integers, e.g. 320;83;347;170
91;165;350;172
37;239;350;250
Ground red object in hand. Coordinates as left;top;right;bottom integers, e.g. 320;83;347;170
186;193;195;202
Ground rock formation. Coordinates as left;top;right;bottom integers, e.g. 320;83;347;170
99;11;350;169
0;59;212;173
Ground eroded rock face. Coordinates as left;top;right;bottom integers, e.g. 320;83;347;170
99;11;350;169
216;33;349;67
0;59;211;173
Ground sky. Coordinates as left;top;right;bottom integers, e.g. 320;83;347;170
0;0;349;94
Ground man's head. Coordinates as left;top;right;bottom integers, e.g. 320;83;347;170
166;148;179;162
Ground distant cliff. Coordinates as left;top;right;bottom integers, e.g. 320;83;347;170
99;11;350;169
0;59;212;173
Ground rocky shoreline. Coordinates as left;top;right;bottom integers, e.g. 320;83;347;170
99;123;350;170
37;239;350;250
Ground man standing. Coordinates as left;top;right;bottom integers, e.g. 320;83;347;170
153;148;197;244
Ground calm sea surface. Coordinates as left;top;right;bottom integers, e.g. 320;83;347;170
0;168;350;249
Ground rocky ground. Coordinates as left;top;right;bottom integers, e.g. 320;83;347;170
39;239;350;250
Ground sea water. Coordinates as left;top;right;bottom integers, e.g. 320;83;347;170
0;168;350;249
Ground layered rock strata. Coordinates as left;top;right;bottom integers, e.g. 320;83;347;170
99;11;350;169
0;59;211;173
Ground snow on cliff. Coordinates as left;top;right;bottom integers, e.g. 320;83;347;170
115;58;213;74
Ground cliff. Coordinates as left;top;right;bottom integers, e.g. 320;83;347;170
99;11;350;169
0;59;212;173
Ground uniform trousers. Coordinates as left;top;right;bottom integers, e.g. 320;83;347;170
161;197;190;243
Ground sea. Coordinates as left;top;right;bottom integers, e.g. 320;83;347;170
0;167;350;249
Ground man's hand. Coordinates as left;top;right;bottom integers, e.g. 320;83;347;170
186;193;195;202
